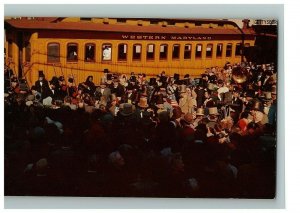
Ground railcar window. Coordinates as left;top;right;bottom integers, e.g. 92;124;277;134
133;44;142;60
147;44;155;60
235;43;241;56
195;44;202;58
184;44;192;59
206;44;213;58
8;40;12;58
118;44;127;61
226;43;232;57
47;43;60;63
160;44;168;60
25;41;31;62
67;43;78;62
172;44;180;59
102;44;112;61
216;43;223;57
85;43;95;62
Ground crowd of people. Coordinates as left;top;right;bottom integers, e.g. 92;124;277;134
4;61;277;198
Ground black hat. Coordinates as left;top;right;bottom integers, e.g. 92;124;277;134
184;74;190;79
107;74;112;80
104;69;109;73
245;89;255;98
58;76;64;81
142;73;146;77
68;78;74;83
149;78;157;86
50;76;59;85
11;77;18;83
174;73;180;80
38;71;45;77
130;76;137;82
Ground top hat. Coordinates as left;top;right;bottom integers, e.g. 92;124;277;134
245;89;255;98
130;76;137;82
179;84;187;93
104;68;109;73
11;77;18;83
174;73;180;81
184;74;190;79
149;78;157;86
107;74;113;80
196;107;205;116
38;71;45;78
208;107;219;115
138;97;149;108
68;78;74;83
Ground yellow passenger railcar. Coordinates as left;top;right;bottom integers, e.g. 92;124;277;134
4;17;255;86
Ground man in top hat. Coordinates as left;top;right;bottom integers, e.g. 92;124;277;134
229;87;244;123
122;84;138;105
110;78;125;99
48;77;60;100
34;71;51;99
206;107;220;128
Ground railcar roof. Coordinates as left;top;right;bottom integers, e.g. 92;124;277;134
5;18;255;35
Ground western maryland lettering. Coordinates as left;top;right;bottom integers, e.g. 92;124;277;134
121;34;213;40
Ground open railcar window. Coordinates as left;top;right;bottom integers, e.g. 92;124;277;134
146;44;155;60
226;43;232;57
133;44;142;61
172;44;180;59
216;43;223;57
85;43;95;62
195;44;202;58
160;44;168;60
102;44;112;61
184;44;192;59
206;44;213;58
67;43;78;62
118;44;127;61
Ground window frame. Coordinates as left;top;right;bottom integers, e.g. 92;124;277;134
118;43;128;61
47;42;60;63
226;43;233;57
159;44;168;60
172;44;180;60
235;43;242;56
216;43;223;58
132;43;142;61
184;44;192;60
146;44;155;61
206;43;213;58
66;42;78;62
195;44;202;59
84;43;96;62
102;43;112;61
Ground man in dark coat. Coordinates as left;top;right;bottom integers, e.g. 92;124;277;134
34;71;51;100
